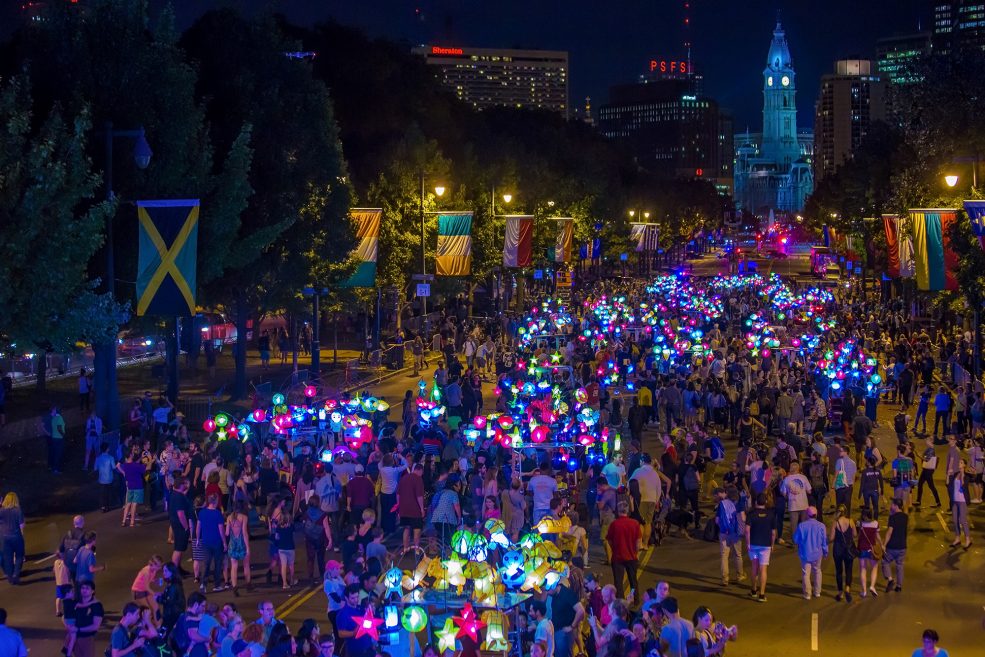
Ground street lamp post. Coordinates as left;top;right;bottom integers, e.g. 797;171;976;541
628;209;651;275
302;287;328;375
944;174;982;381
94;122;152;432
419;173;444;334
492;187;513;310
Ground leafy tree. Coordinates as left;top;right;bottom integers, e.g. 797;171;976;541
0;76;119;393
182;10;355;398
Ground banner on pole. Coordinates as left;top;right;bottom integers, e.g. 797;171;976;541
503;215;534;268
342;208;381;288
436;212;473;276
631;223;659;253
964;200;985;250
552;217;574;263
882;214;900;278
136;199;199;316
909;208;958;291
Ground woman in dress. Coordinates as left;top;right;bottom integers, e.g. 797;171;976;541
226;500;252;595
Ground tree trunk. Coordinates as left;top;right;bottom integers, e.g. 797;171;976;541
35;352;47;395
232;292;249;401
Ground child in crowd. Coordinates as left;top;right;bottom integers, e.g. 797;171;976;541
54;552;72;617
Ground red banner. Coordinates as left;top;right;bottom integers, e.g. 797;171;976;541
883;214;899;278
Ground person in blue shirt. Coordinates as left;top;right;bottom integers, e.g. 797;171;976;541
335;583;376;657
932;386;952;439
793;506;828;600
94;444;117;512
913;386;930;434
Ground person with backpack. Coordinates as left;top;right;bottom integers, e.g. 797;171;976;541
894;410;909;445
171;591;208;656
702;434;726;501
781;462;813;543
714;487;745;587
302;493;331;585
58;515;85;582
807;451;829;517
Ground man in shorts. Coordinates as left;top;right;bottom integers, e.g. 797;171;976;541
396;463;426;553
744;493;775;602
168;477;192;574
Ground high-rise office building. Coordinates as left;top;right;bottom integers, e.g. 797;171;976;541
597;76;732;190
933;1;985;54
813;60;889;183
413;45;569;117
876;32;931;83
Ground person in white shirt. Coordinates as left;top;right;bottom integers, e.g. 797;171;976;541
530;600;554;657
630;454;671;541
781;462;813;542
528;469;559;524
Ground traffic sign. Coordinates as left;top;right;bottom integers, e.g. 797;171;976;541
416;283;431;297
533;269;544;280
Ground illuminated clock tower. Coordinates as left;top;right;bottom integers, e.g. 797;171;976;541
761;21;798;171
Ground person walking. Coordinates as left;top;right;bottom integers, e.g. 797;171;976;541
828;504;856;602
882;498;908;593
858;456;885;519
606;501;643;601
714;487;745;587
792;506;828;599
196;494;228;593
0;493;25;585
82;410;103;471
226;500;252;595
914;437;942;508
948;460;972;549
744;493;774;602
48;405;66;473
832;447;857;516
781;462;812;542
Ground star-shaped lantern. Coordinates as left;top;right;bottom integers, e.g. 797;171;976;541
436;617;459;653
454;602;487;642
352;607;384;641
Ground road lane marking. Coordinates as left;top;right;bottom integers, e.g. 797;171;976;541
936;511;949;534
32;553;55;565
275;584;320;619
811;612;818;651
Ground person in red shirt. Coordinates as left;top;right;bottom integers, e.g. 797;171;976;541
396;463;426;552
606;501;643;601
345;465;375;523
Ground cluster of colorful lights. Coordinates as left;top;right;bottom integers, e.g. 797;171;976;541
814;338;881;393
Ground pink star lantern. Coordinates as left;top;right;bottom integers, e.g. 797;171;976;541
352;607;384;641
453;602;487;642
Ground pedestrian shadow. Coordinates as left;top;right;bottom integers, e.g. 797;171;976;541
922;549;963;573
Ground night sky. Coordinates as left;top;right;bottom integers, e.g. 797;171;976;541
11;0;929;129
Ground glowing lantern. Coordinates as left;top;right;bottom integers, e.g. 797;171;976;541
435;618;459;652
202;418;216;433
352;608;384;640
473;415;487;430
272;393;286;406
530;425;549;444
454;602;487;642
214;413;230;428
401;605;429;633
251;408;266;422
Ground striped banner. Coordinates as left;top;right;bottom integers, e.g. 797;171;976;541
909;209;958;291
882;214;900;278
900;234;915;279
136;199;199;316
553;217;574;263
341;208;381;288
436;212;473;276
964;200;985;250
503;215;534;268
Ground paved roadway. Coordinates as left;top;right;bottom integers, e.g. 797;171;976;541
3;256;983;656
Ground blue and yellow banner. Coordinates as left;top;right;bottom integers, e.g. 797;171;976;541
136;200;199;316
436;212;473;276
342;208;382;288
909;208;958;291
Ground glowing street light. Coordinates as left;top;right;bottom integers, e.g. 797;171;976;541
434;185;446;196
945;174;959;188
501;193;512;204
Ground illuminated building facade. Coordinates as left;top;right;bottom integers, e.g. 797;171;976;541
733;21;813;215
933;1;985;55
413;45;568;117
876;32;931;84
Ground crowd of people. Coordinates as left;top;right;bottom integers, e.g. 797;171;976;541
0;270;976;657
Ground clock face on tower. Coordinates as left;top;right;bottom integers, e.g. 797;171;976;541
781;75;790;87
767;76;774;87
